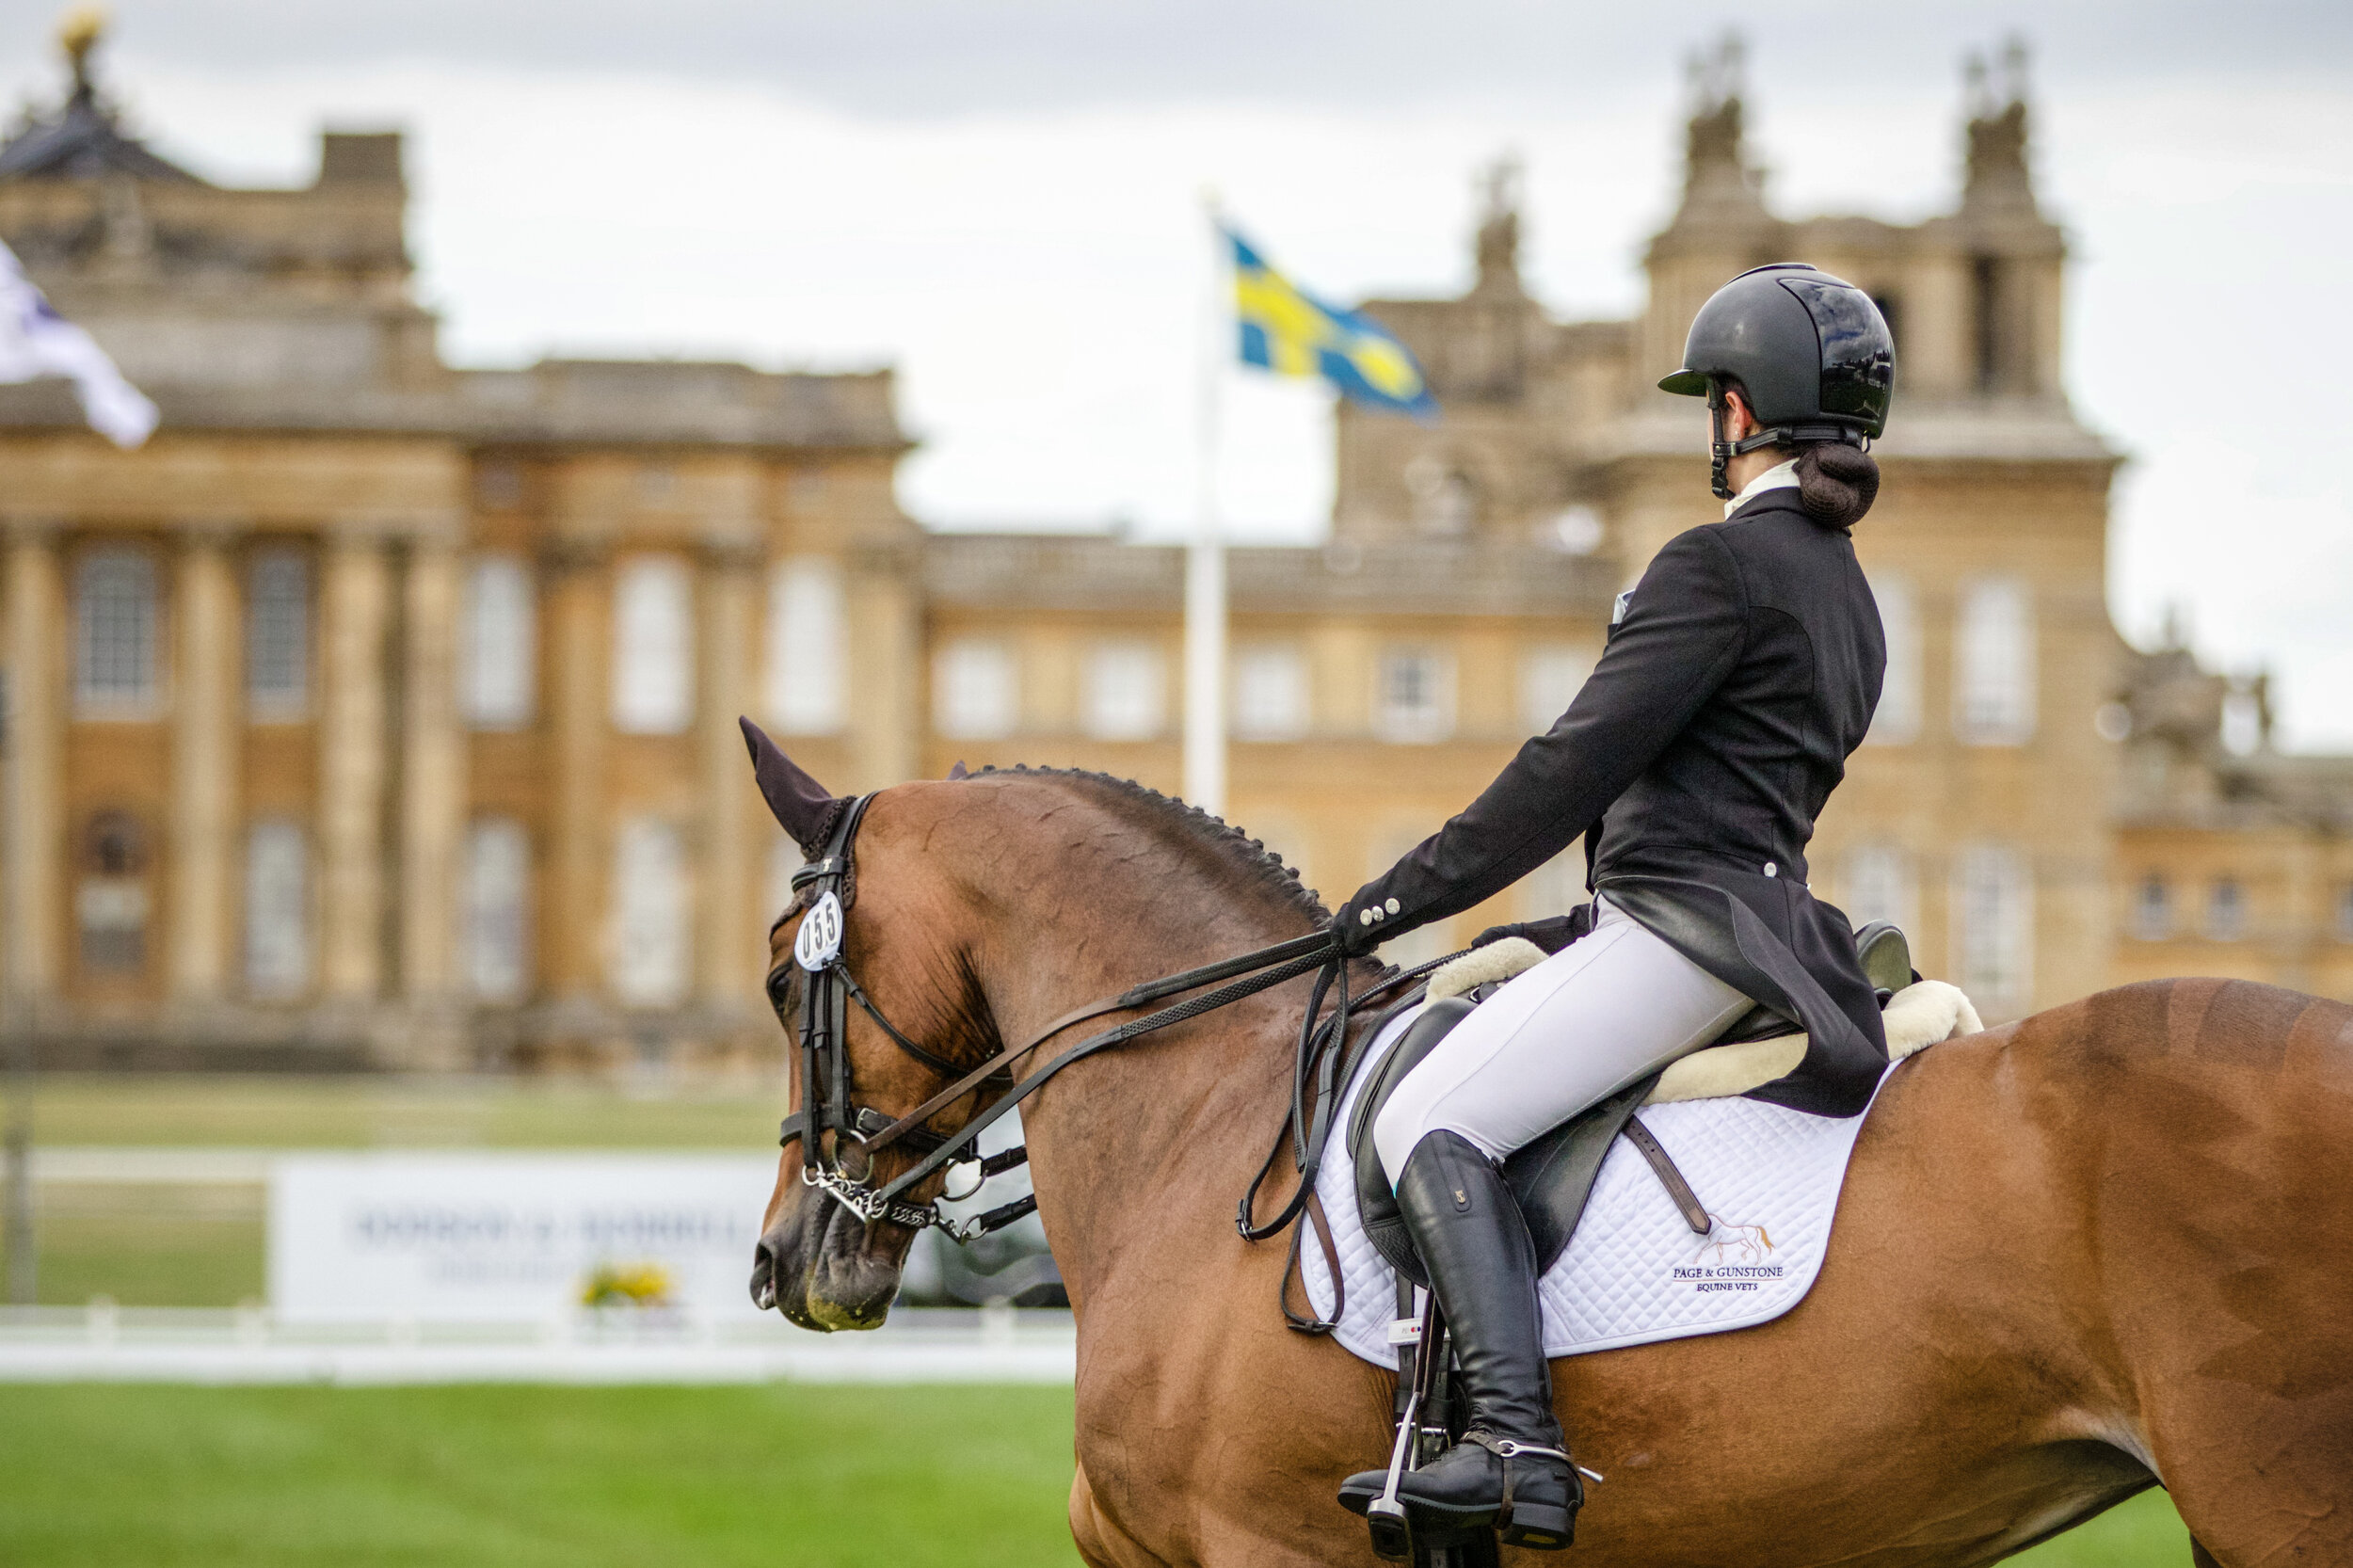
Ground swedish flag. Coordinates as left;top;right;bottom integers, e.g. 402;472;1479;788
1228;227;1436;420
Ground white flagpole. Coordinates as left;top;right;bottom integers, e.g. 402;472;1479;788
1183;193;1228;816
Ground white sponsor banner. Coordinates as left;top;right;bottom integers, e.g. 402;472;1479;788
269;1154;779;1325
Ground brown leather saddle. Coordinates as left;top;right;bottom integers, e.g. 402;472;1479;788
1348;921;1913;1288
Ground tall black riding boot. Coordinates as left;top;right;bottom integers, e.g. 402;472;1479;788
1338;1130;1583;1551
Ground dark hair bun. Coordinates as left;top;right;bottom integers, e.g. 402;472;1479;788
1796;443;1880;529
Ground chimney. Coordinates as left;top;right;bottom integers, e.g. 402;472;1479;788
316;131;404;186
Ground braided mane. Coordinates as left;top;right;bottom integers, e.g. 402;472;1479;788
971;766;1331;928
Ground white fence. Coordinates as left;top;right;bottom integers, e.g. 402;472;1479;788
0;1302;1076;1384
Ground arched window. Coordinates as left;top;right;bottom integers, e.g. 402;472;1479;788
1951;843;2033;1013
1842;844;1917;937
86;809;148;877
75;549;158;715
1518;644;1597;734
611;818;689;1006
766;556;847;736
1082;641;1165;740
1376;648;1454;744
461;555;536;729
1232;644;1308;741
612;556;695;734
2132;874;2171;941
246;550;311;720
934;639;1017;741
1865;572;1920;745
2204;877;2247;942
78;808;152;977
464;818;532;1002
1955;576;2036;744
244;821;310;999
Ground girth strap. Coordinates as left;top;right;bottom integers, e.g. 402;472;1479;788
1621;1115;1712;1236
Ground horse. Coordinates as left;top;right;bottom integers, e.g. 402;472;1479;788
745;757;2353;1567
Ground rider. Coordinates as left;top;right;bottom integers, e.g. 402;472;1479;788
1334;263;1897;1549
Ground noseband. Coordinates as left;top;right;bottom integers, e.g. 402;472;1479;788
768;792;1466;1248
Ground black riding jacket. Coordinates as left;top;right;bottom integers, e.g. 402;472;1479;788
1346;489;1891;1116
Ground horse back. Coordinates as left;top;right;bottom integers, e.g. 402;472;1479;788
1986;979;2353;1562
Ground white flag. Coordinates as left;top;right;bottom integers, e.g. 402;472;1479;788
0;239;157;449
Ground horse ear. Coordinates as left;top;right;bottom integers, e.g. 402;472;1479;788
947;760;968;780
739;717;851;856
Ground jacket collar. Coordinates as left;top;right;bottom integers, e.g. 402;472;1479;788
1723;457;1801;519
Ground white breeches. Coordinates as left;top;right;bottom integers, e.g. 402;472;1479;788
1371;896;1752;1187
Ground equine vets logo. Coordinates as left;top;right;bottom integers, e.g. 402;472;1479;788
1672;1217;1785;1294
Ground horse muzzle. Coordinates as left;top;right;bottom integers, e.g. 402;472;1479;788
751;1186;909;1332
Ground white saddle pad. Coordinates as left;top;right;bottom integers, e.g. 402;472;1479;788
1300;1005;1897;1367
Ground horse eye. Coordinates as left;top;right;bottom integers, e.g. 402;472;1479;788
765;967;796;1015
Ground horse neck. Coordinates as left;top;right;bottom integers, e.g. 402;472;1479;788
955;788;1327;1273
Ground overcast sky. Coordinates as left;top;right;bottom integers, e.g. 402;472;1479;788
7;3;2351;744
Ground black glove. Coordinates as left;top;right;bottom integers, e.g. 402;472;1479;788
1471;905;1593;956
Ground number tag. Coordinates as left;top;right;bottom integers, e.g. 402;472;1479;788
795;889;844;971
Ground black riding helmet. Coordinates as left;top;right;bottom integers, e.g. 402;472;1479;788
1659;263;1897;500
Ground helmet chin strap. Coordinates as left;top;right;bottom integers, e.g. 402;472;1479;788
1707;384;1783;501
1708;382;1864;501
1708;392;1733;501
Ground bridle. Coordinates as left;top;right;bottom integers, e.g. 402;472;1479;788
769;792;1466;1249
773;794;969;1232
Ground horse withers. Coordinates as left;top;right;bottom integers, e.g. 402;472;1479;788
743;734;2353;1567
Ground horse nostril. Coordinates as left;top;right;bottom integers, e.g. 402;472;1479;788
750;1238;780;1311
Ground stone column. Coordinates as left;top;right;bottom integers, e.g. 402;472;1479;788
846;538;922;792
3;521;64;1010
317;531;390;1001
399;535;465;1063
696;536;760;1004
540;539;608;1001
168;528;240;1002
399;537;462;996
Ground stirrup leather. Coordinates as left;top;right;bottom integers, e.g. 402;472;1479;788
1460;1430;1570;1529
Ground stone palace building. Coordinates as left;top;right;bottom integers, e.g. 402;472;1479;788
1;31;2346;1073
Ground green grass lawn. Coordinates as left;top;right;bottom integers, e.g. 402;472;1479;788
2016;1491;2190;1566
8;1171;272;1307
25;1194;264;1307
0;1384;1086;1568
0;1383;2189;1567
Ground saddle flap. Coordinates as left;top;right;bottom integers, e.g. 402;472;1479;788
1350;998;1476;1287
1502;1077;1658;1272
